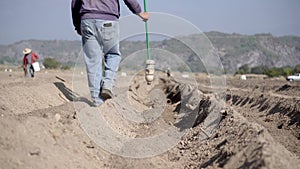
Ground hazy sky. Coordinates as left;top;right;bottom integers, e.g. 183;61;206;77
0;0;299;45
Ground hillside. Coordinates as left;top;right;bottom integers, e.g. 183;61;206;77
207;32;300;72
0;40;81;66
0;32;300;73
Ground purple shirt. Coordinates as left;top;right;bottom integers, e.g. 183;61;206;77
71;0;142;32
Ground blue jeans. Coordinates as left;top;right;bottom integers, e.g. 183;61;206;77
26;64;34;78
81;19;121;105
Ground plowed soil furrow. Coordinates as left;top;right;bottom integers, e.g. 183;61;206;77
224;78;300;158
1;71;300;169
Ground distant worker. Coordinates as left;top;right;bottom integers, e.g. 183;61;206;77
23;48;39;78
166;67;172;77
71;0;149;106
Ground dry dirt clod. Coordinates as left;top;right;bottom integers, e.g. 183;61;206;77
54;113;61;122
28;149;41;156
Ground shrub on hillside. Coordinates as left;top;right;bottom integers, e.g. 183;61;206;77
236;65;295;77
264;67;282;77
294;64;300;73
43;58;60;69
250;65;268;74
263;67;293;77
235;64;250;75
0;56;16;64
282;67;294;76
61;65;71;70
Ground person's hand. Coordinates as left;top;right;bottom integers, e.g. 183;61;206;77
138;12;149;22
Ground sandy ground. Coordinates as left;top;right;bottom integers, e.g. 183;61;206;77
0;70;299;169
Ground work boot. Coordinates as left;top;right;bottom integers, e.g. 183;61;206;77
101;88;113;100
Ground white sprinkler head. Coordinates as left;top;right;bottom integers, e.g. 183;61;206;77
145;60;155;85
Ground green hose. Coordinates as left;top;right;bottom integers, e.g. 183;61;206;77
143;0;151;60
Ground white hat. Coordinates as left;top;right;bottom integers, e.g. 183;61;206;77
23;48;32;54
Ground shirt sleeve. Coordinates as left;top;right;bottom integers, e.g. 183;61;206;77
33;53;39;60
23;55;27;66
123;0;142;14
71;0;82;32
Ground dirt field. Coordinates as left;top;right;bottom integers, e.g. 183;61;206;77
0;69;299;169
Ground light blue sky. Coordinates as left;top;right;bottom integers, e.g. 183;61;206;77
0;0;299;45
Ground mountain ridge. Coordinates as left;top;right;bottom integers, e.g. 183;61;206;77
0;32;299;73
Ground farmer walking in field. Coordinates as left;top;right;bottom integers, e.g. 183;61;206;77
23;48;39;78
71;0;149;106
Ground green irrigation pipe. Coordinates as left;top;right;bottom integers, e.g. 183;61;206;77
143;0;151;60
